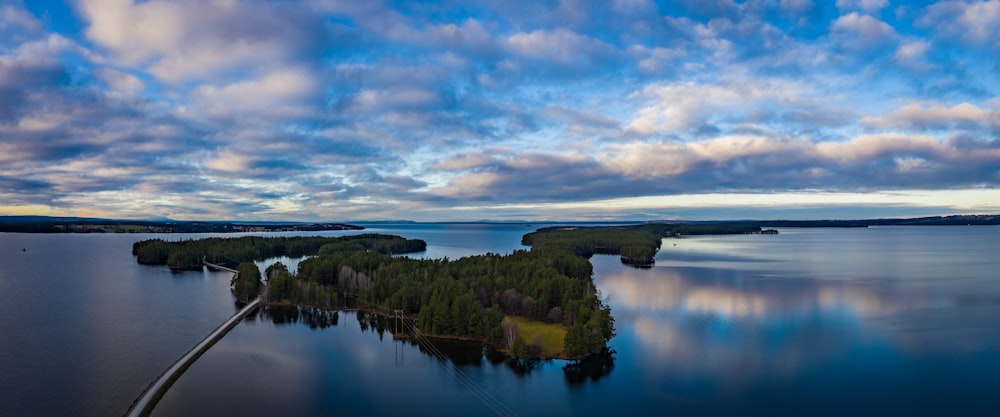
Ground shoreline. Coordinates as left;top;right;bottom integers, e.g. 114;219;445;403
261;302;571;360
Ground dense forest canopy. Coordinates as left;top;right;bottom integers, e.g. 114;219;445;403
131;234;426;270
522;222;767;265
132;224;784;360
285;245;613;360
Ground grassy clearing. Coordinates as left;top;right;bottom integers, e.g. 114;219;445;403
505;316;567;358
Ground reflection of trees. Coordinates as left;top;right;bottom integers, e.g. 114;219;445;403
563;348;616;384
506;358;541;375
412;338;486;366
260;306;340;329
257;307;617;382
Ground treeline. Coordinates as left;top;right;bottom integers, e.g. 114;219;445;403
522;222;766;265
267;245;613;359
0;217;364;233
233;262;262;303
131;234;427;270
263;262;340;309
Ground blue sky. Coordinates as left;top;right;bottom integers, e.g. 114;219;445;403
1;0;998;221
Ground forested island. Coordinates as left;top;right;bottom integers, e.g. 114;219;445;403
132;234;425;270
524;222;776;266
127;216;995;361
132;233;620;359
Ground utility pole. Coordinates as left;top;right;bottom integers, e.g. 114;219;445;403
394;309;403;335
394;309;405;366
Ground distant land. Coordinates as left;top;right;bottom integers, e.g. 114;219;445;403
0;214;996;233
751;214;999;227
0;216;363;233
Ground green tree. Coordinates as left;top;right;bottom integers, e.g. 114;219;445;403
233;262;262;303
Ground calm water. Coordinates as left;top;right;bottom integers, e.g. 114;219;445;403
2;225;999;416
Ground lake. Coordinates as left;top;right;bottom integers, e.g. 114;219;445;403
1;225;999;416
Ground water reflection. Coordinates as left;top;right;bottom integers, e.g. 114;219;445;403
593;227;1000;388
562;349;616;384
248;306;616;382
149;227;1000;416
255;306;341;329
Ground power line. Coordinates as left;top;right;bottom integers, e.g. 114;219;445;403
400;319;519;417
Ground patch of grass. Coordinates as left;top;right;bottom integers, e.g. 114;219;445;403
505;316;566;358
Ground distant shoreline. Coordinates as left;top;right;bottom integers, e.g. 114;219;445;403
1;214;997;233
0;218;364;234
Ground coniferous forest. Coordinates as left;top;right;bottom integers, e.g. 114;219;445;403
131;234;426;270
132;225;773;359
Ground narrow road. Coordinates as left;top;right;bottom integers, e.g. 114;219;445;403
124;298;261;417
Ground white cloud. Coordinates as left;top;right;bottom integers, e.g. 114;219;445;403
93;67;143;93
815;133;948;163
191;67;318;113
831;12;896;51
918;0;1000;45
894;40;930;62
611;0;657;15
862;102;999;130
835;0;888;14
350;88;439;112
780;0;814;14
626;82;738;134
204;150;254;172
0;3;42;35
75;0;327;83
628;44;686;73
77;0;186;65
503;29;614;65
600;132;999;181
420;19;492;50
605;135;812;178
624;79;818;135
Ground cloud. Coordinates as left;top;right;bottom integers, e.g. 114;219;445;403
624;78;841;137
835;0;888;14
918;0;1000;46
502;28;617;68
92;67;144;93
426;132;1000;204
626;81;745;135
779;0;815;14
628;44;687;74
75;0;335;83
862;102;1000;131
606;135;813;178
0;3;42;39
190;67;320;116
611;0;657;15
893;39;931;68
2;0;998;221
830;12;897;52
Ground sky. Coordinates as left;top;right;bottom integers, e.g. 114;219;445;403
0;0;998;222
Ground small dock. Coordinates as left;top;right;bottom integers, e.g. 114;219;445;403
203;261;238;274
204;261;239;285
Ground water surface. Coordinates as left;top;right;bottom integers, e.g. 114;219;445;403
2;225;998;416
155;226;1000;416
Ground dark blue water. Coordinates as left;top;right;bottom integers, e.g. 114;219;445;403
2;225;999;416
0;233;239;417
154;225;1000;417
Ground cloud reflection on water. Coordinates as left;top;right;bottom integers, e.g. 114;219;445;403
592;230;1000;385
